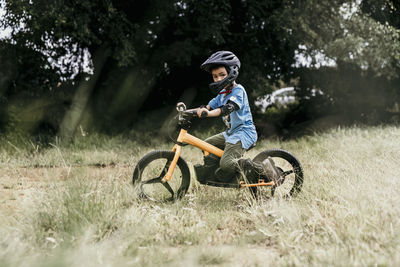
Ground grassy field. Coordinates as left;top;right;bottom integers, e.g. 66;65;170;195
1;125;400;266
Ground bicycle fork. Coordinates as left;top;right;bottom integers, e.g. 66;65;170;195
161;144;182;183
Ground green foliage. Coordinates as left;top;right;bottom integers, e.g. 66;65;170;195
1;0;139;74
290;0;400;77
288;0;400;124
0;43;58;93
361;0;400;29
294;63;400;123
1;0;400;134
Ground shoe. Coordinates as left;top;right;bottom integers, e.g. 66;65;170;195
238;158;281;184
194;164;207;184
194;154;220;184
261;157;282;185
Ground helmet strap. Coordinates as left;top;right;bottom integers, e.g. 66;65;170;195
218;83;234;95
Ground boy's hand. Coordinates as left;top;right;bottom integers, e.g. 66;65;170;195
197;107;209;118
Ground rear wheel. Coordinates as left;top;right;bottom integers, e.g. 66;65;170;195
252;149;304;198
132;150;191;202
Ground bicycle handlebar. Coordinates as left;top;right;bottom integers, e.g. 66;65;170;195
175;102;209;128
176;102;186;112
184;110;198;117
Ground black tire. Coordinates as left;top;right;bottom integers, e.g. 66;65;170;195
252;149;304;197
132;150;191;202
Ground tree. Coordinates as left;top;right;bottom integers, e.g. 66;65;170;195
1;0;301;135
1;0;400;137
288;0;400;123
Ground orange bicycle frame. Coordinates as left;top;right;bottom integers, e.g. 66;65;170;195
161;128;275;187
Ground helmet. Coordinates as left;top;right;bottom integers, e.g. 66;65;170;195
200;51;241;94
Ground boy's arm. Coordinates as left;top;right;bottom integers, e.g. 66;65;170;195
199;106;220;117
185;105;209;113
184;105;213;117
197;101;239;118
189;105;217;118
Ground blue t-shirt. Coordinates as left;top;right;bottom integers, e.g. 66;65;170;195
208;84;258;149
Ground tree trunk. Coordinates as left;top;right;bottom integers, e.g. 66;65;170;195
58;48;108;142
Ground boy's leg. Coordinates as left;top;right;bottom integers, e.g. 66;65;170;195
216;141;280;184
204;133;226;149
202;133;226;167
215;141;246;182
194;133;226;183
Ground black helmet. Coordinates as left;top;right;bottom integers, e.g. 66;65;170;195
200;51;241;94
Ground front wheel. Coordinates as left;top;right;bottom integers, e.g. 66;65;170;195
132;150;191;202
252;149;304;197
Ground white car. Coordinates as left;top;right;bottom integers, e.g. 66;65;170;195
255;87;296;112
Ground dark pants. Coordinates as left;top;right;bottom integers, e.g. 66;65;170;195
204;133;246;181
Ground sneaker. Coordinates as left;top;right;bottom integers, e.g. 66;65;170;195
238;158;263;184
261;157;282;185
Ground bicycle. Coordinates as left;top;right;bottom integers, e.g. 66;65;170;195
132;102;304;202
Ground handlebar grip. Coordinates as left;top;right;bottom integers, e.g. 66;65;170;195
200;111;208;118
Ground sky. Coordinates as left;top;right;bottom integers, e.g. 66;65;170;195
0;6;11;40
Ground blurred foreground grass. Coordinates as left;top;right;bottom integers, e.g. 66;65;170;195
0;125;400;266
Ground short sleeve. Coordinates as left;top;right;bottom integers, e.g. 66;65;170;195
208;96;220;110
227;86;244;109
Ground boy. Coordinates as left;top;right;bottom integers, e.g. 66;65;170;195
193;51;279;184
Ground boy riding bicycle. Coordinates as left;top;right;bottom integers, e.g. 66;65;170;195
192;51;280;184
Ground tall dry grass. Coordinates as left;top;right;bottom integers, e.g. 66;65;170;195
0;125;399;266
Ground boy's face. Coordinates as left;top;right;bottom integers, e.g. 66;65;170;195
211;66;228;83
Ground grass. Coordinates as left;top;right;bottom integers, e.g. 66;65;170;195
0;125;400;266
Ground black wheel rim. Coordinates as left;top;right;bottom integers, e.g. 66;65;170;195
270;164;302;197
139;158;184;202
253;150;303;198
